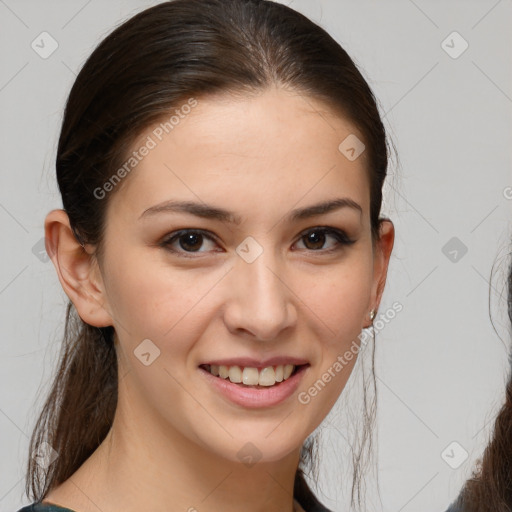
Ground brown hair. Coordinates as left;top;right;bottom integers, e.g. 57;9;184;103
26;1;392;509
452;254;512;511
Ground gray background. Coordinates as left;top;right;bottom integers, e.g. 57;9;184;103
1;0;511;511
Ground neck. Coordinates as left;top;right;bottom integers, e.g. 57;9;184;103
48;377;302;512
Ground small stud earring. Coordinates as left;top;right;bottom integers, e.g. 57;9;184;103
369;309;376;321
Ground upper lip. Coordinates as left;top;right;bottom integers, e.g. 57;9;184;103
200;356;309;369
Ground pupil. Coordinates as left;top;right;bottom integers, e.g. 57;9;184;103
306;231;324;250
180;233;202;251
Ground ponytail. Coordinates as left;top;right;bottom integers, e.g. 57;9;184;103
26;303;117;501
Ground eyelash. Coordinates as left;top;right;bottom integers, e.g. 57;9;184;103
159;227;356;258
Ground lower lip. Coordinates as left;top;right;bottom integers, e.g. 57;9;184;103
198;365;309;408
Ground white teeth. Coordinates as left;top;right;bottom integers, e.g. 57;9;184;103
228;366;242;383
208;364;298;386
258;367;275;386
283;364;294;380
242;367;259;385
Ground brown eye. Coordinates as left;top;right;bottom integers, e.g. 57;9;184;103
303;230;327;250
295;227;355;252
161;230;219;256
177;232;203;252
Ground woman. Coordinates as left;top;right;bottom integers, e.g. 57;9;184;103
18;1;394;511
445;256;512;511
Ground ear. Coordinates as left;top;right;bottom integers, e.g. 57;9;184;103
44;209;113;327
366;219;395;325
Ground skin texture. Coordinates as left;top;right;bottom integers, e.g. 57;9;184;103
43;85;394;512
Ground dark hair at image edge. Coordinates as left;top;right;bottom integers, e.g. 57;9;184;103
452;249;512;512
26;1;395;510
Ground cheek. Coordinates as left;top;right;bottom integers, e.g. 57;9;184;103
103;251;221;352
298;258;373;342
297;264;372;419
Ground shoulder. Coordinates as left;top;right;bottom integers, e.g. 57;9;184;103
16;502;77;512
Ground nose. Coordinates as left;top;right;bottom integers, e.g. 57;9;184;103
223;246;297;341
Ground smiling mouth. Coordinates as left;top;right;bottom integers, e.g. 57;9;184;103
199;363;309;388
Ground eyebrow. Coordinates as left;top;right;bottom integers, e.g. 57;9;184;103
139;197;362;224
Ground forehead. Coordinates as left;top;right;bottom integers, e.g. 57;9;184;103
108;86;370;221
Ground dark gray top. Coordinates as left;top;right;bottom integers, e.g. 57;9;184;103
17;503;75;512
17;497;331;512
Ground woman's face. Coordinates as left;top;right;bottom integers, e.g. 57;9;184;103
94;86;393;464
